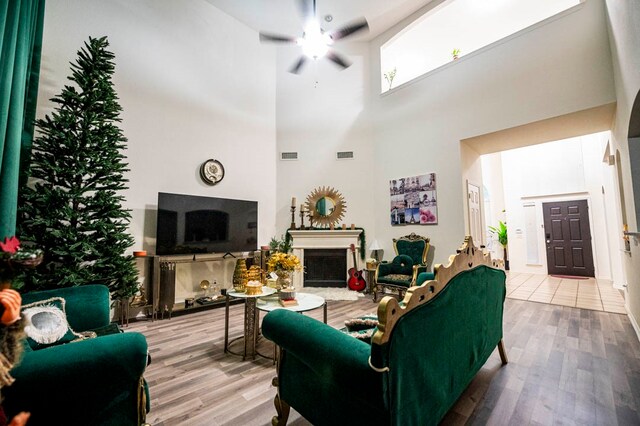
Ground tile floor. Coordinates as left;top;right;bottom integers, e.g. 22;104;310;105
505;272;627;314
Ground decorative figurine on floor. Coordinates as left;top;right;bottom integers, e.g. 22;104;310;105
0;288;29;426
130;284;147;307
0;236;44;426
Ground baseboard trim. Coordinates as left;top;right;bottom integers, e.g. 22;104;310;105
613;283;625;290
627;303;640;343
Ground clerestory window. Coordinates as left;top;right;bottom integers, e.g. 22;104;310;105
380;0;581;93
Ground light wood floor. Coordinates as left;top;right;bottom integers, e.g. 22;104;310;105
128;297;640;425
505;272;626;314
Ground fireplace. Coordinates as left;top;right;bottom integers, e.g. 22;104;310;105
304;249;347;287
288;229;363;288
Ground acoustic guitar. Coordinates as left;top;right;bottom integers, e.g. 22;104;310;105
348;243;366;291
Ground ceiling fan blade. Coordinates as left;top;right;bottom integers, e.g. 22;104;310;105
259;32;298;43
328;18;369;42
326;50;351;70
297;0;317;22
289;56;307;74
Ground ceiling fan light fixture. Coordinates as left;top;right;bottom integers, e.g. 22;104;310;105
258;1;369;73
300;23;332;58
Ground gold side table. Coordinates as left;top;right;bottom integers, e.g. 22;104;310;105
365;268;377;295
224;286;277;360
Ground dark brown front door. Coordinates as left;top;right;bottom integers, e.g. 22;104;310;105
542;200;595;277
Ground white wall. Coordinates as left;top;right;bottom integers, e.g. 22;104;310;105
39;0;277;297
604;0;640;331
489;133;612;279
481;153;507;257
369;0;615;266
274;43;376;254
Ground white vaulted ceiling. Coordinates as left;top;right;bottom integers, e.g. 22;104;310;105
204;0;435;41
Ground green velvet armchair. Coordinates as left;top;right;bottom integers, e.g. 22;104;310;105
373;233;432;301
263;236;507;426
4;285;150;425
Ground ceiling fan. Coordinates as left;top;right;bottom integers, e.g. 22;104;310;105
259;0;369;74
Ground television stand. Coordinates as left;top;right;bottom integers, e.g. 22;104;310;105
152;250;266;319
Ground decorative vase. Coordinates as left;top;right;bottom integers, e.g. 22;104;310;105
247;265;261;282
233;259;249;292
275;270;292;290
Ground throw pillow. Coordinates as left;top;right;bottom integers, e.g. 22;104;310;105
342;328;376;344
344;314;379;332
341;314;379;344
21;297;86;350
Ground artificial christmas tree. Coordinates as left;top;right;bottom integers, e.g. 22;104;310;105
18;36;138;298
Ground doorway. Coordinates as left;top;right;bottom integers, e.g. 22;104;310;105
542;199;595;277
467;182;482;245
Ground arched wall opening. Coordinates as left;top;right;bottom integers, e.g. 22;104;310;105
459;102;627;289
627;89;640;230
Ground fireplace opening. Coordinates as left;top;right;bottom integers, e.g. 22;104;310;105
304;249;347;288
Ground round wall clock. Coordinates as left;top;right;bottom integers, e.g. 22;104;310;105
200;159;225;185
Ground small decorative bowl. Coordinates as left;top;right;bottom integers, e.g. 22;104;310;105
245;281;263;296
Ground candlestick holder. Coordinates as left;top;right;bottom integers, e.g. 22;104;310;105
299;208;306;230
290;205;296;230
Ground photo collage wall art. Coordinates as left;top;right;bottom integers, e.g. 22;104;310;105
389;173;437;226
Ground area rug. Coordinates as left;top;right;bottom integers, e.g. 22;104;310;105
299;287;365;301
550;274;584;280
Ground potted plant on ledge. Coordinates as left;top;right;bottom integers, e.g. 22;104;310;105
489;221;509;270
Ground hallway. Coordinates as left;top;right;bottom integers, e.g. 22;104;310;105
506;272;626;314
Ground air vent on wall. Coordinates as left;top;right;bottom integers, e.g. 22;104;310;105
281;152;298;160
336;151;354;160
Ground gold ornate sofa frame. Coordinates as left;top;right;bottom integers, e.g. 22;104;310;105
372;235;505;351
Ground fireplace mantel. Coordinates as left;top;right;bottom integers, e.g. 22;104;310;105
288;230;363;288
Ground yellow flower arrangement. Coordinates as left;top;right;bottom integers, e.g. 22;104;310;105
267;252;302;273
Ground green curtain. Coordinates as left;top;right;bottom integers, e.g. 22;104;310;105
0;0;45;240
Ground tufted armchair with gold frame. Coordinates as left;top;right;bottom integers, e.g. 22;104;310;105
373;233;433;302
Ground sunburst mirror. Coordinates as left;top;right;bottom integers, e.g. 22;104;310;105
305;186;346;228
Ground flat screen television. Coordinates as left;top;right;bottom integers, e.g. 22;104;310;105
156;192;258;255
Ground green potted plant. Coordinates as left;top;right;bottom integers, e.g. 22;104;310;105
384;67;397;90
452;48;461;60
269;235;291;254
489;221;509;270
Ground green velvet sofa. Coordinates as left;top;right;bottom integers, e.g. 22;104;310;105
262;237;507;426
4;285;150;425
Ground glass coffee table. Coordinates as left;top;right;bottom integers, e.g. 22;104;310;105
256;292;327;362
224;289;327;361
256;292;327;323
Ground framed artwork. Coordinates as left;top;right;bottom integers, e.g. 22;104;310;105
390;173;437;226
